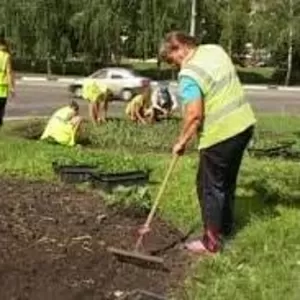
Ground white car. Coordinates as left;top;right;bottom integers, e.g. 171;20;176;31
68;67;151;101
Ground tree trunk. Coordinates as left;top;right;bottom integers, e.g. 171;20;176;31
114;24;122;64
189;0;197;36
62;61;66;75
46;53;52;77
285;27;293;86
227;0;232;57
285;0;294;86
228;38;232;58
152;0;161;78
142;0;148;60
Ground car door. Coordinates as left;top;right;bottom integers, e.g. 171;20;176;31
106;70;130;96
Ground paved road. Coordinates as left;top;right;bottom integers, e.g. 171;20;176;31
4;81;300;120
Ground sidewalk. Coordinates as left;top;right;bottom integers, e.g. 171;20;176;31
15;73;300;92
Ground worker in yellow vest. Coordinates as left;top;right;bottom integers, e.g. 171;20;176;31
0;38;15;127
157;31;256;255
40;101;83;147
82;78;111;125
125;83;152;124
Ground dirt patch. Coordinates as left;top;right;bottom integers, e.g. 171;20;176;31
0;178;192;300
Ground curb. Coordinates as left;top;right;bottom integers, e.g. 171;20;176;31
15;76;300;91
243;84;300;92
19;76;76;83
163;82;300;91
4;116;48;121
166;82;300;91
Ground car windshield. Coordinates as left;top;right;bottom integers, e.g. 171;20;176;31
90;69;107;78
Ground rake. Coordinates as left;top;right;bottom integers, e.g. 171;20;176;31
107;155;179;270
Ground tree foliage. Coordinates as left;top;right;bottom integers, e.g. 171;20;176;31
1;0;300;83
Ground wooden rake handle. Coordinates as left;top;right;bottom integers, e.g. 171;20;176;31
135;154;179;251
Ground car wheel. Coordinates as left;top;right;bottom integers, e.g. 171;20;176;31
74;87;82;98
121;89;133;101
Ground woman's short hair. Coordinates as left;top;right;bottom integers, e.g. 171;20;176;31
0;37;9;52
159;31;198;62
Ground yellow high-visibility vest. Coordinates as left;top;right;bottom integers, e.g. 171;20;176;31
125;94;150;116
40;106;76;146
179;45;256;149
82;78;108;103
0;49;9;98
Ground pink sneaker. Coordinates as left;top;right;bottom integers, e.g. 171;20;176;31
184;240;214;255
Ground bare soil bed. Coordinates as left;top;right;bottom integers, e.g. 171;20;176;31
0;178;191;300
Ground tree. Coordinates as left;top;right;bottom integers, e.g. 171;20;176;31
1;0;300;80
251;0;300;85
218;0;252;57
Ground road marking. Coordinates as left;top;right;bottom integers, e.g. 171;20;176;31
57;78;78;83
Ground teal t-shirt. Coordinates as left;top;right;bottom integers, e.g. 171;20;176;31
179;76;203;105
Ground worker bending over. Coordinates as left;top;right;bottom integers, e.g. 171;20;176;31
125;84;151;124
0;37;15;127
40;101;83;147
82;78;111;125
150;83;178;120
158;31;256;255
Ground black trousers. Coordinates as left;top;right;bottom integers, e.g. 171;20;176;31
0;98;7;126
197;126;254;240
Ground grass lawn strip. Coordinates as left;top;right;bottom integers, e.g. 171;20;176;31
0;114;299;299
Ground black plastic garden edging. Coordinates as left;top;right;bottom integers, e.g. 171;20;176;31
248;145;300;160
247;141;297;158
52;162;98;184
278;149;300;160
90;171;150;192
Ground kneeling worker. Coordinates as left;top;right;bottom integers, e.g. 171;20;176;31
82;78;111;125
125;84;151;124
150;83;178;120
40;101;82;147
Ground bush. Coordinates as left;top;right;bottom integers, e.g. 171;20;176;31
13;58;132;77
14;57;300;85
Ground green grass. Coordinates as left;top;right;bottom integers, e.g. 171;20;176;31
236;66;276;84
6;114;300;154
255;114;300;133
1;114;300;299
130;60;170;71
180;206;300;300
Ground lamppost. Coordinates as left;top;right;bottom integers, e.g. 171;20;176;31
120;34;129;63
120;35;129;44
